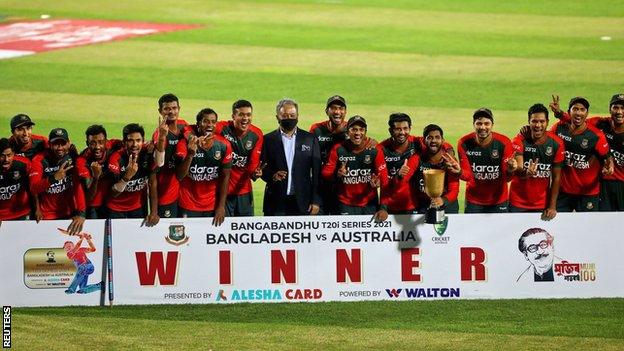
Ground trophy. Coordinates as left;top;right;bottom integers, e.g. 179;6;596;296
423;169;446;224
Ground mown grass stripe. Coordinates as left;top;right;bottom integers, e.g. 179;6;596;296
18;42;624;85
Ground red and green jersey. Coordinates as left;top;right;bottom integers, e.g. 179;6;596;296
551;120;610;195
309;120;348;163
176;132;233;211
107;148;156;212
458;132;515;205
76;139;123;208
215;121;263;196
0;155;31;220
510;134;565;209
10;134;48;160
322;140;388;207
378;136;420;212
560;113;624;182
30;152;86;219
152;119;189;206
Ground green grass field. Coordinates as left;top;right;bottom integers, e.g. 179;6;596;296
2;1;624;349
13;299;624;350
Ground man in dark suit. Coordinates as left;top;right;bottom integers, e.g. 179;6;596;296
261;98;322;215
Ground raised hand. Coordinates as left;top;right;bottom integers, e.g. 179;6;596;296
337;161;348;178
441;151;461;174
602;158;614;176
158;114;169;138
254;162;267;179
549;94;563;118
370;173;380;188
398;159;410;177
506;156;518;173
53;160;73;181
90;161;102;180
526;158;539;177
123;153;139;181
519;125;531;140
187;134;199;154
273;170;287;182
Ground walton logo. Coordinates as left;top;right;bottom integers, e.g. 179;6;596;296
216;289;227;301
385;288;402;298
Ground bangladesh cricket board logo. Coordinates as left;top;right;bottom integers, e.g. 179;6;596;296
165;224;189;246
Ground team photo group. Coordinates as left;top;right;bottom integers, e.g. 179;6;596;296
2;92;623;235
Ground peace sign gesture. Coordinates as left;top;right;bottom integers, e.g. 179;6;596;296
123;153;139;181
526;158;539;177
549;94;563;118
158;114;169;138
53;160;73;181
441;151;461;174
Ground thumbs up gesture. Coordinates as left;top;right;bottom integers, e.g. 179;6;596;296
398;159;410;178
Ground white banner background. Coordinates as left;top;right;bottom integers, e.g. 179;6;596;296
0;220;106;307
111;213;624;305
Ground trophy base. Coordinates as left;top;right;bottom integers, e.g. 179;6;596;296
425;207;446;224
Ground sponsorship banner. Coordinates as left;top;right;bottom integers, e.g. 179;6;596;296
0;220;106;307
111;213;624;304
0;20;199;60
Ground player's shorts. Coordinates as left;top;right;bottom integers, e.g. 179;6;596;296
180;207;215;218
108;207;146;219
509;204;541;213
337;199;378;216
465;201;509;214
226;192;254;217
86;206;108;219
158;202;178;218
556;192;599;212
599;180;624;211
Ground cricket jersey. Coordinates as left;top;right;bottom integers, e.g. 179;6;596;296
414;155;460;208
458;132;515;205
152;119;188;206
30;152;86;219
551;120;610;195
309;120;348;163
559;114;624;182
176;133;233;211
215;121;263;196
378;136;420;212
322;140;388;207
0;155;31;220
10;134;48;159
76;139;123;208
510;134;565;209
107;148;156;212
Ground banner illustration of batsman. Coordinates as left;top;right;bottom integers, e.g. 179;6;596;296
110;213;624;305
0;220;106;307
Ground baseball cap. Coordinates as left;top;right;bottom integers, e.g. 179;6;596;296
472;108;494;121
10;114;35;130
326;95;346;109
609;93;624;107
347;115;367;129
568;96;590;110
49;128;69;143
